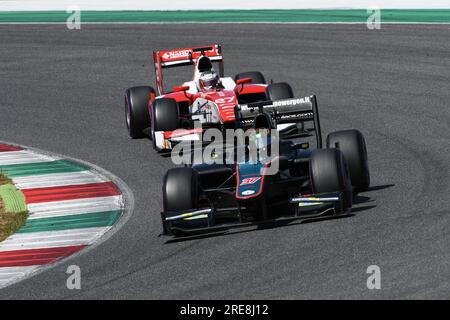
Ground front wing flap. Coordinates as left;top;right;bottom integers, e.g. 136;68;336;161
153;127;203;151
161;192;347;236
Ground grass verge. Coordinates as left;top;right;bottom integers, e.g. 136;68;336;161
0;172;29;242
0;172;11;185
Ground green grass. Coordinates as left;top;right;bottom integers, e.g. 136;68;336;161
0;173;28;242
0;172;12;185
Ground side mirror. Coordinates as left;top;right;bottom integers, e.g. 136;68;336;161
236;77;252;85
173;85;190;93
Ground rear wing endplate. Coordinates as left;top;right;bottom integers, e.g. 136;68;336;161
235;95;323;148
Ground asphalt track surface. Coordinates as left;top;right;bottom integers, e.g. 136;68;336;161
0;24;449;299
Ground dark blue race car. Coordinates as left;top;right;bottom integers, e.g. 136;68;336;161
160;95;370;237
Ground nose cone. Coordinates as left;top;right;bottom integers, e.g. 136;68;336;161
211;91;237;122
236;163;264;199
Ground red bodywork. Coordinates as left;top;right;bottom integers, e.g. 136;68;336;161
159;85;267;125
152;43;266;100
150;44;268;147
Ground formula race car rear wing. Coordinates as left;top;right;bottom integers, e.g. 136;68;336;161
153;44;224;95
234;95;323;148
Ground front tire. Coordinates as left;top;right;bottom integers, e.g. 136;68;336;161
326;129;370;191
163;167;199;212
309;148;352;211
151;98;180;150
124;86;155;139
152;98;179;132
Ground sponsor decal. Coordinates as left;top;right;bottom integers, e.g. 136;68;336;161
241;190;255;196
215;96;236;105
240;177;261;186
240;97;311;111
161;50;190;60
280;112;313;120
272;97;311;107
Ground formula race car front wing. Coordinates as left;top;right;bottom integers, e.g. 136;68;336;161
160;192;349;237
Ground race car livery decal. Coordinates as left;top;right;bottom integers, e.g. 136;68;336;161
161;49;190;61
240;177;262;186
211;91;237;122
236;163;265;199
156;44;221;65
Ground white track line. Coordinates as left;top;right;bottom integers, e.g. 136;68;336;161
1;0;449;11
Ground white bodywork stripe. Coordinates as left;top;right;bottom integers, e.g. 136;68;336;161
154;131;170;149
161;55;222;67
171;133;201;142
277;123;297;131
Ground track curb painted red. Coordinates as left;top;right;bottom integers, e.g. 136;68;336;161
0;142;133;289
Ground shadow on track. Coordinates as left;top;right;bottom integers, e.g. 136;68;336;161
164;214;354;244
366;184;395;192
163;184;393;244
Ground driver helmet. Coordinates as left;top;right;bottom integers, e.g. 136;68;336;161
252;113;274;155
248;128;277;164
254;129;271;150
198;70;219;91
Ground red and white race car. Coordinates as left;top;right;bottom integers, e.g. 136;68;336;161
124;44;299;151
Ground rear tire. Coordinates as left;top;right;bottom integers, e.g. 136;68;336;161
124;86;155;138
234;71;266;84
309;148;352;211
326;129;370;191
163;167;199;212
266;82;294;101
